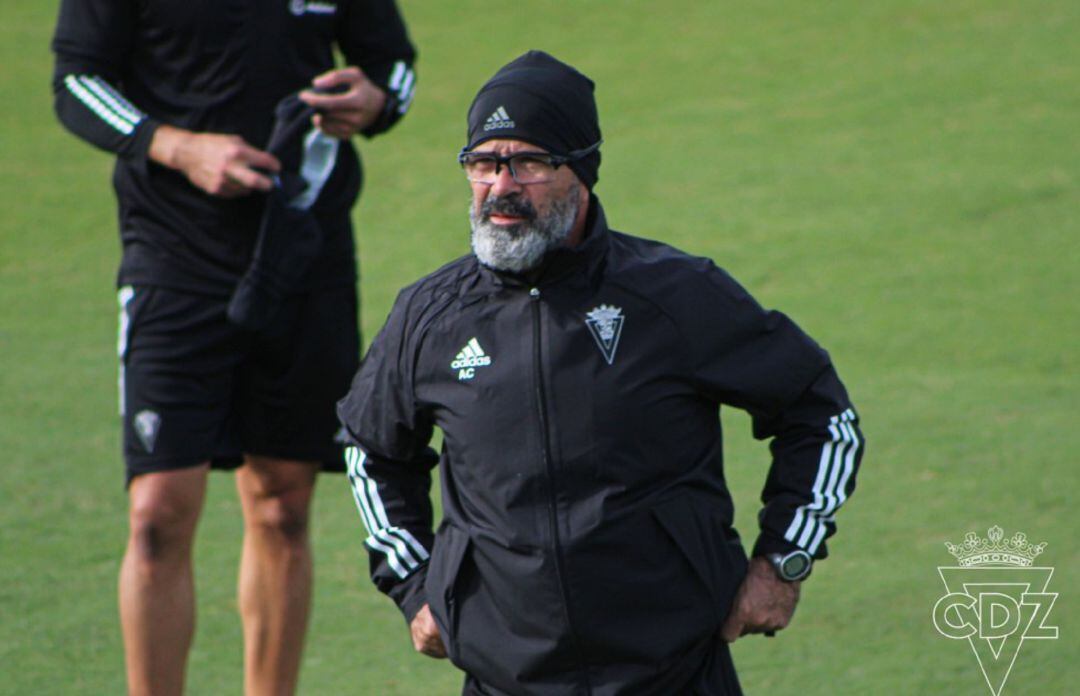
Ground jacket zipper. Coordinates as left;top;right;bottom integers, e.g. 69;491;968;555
530;287;592;693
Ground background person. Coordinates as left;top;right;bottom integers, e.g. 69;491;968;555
338;50;865;695
50;1;416;693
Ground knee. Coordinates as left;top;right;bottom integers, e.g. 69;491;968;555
245;491;310;546
238;460;315;546
127;499;198;567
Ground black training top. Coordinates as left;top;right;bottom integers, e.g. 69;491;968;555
51;0;416;294
337;197;865;693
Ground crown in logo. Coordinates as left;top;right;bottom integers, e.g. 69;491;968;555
586;305;622;340
945;525;1046;567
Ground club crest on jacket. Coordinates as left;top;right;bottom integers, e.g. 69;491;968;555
585;304;624;365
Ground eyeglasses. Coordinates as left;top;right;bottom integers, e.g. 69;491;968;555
458;140;602;185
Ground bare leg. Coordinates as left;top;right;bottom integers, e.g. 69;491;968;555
235;456;318;696
120;464;209;696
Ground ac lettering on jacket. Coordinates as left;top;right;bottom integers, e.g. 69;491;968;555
451;338;492;381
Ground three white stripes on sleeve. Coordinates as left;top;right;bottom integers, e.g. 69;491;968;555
783;408;861;555
64;74;145;136
345;445;430;579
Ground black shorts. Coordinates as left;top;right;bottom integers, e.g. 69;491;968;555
117;284;360;486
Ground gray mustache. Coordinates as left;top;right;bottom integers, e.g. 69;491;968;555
482;194;536;221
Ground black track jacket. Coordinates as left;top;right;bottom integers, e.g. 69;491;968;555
337;197;864;695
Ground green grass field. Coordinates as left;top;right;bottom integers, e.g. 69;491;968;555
2;1;1077;693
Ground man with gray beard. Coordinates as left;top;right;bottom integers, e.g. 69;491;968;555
469;178;581;273
337;50;864;695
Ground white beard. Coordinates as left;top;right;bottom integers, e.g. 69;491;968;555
469;189;580;273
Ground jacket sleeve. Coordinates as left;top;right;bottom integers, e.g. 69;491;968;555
337;288;436;622
50;0;161;164
690;262;864;560
336;0;417;137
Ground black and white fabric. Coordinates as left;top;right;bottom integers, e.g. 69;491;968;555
226;92;341;331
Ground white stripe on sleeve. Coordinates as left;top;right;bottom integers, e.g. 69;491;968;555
397;89;415;115
64;75;136;135
784;409;860;553
388;61;406;91
397;70;415;103
345;446;430;579
81;76;145;125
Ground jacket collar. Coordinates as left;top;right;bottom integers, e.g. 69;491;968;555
479;194;610;290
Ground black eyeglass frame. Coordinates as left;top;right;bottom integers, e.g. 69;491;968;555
457;139;603;184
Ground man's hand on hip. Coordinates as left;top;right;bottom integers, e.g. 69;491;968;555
299;66;387;139
410;603;448;659
149;125;280;198
720;556;801;642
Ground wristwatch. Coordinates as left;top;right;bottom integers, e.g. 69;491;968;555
766;549;813;582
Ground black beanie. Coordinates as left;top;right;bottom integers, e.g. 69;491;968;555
466;50;602;189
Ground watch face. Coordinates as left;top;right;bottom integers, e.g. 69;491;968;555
781;552;811;580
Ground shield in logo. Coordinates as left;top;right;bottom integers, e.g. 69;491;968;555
585;304;624;365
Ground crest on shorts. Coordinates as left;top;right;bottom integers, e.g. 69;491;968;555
585;304;624;365
134;410;161;454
